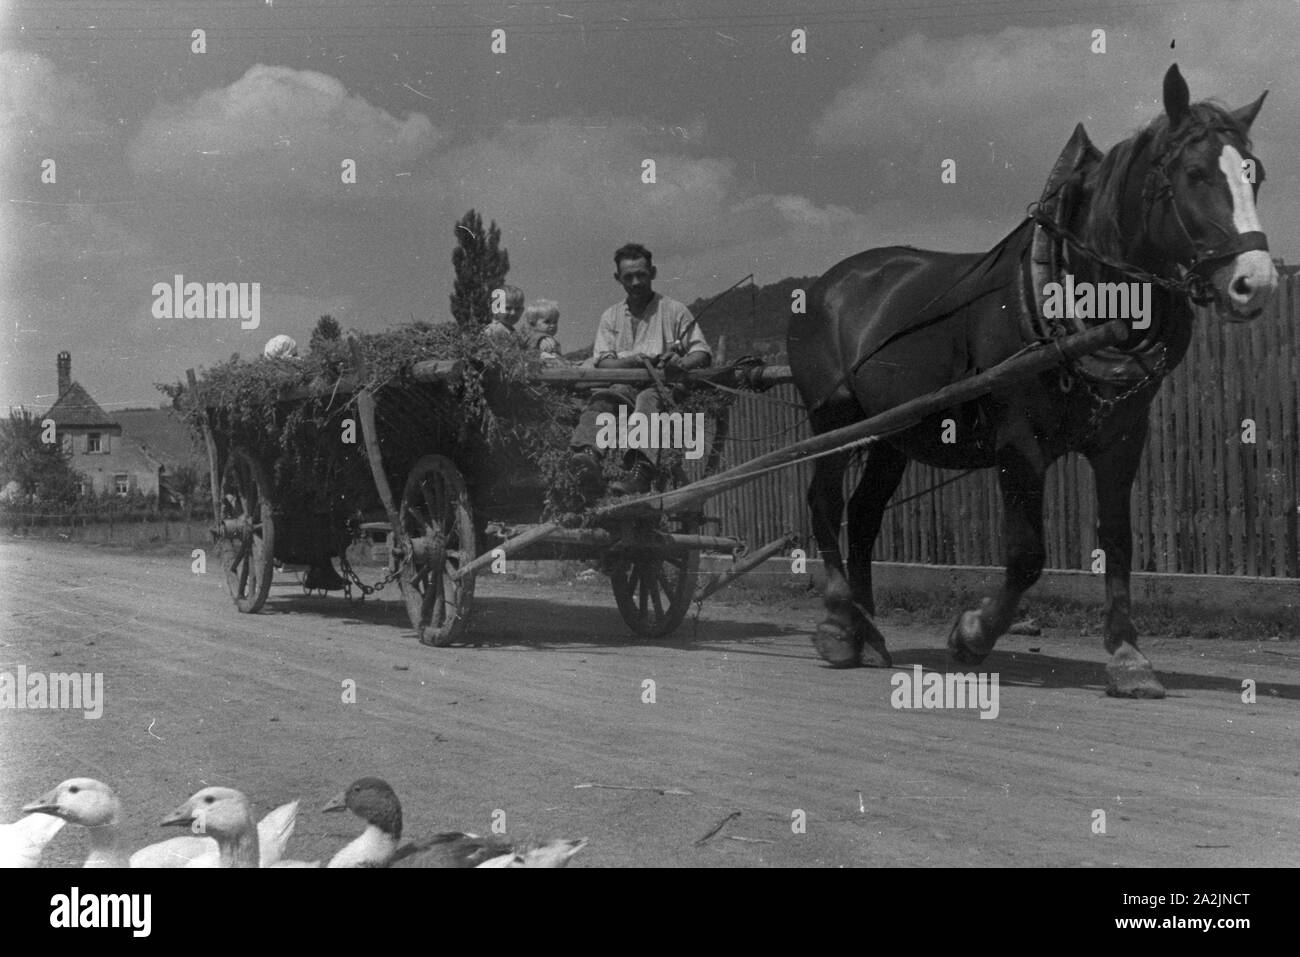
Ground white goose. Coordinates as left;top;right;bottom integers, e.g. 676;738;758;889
160;786;319;868
133;797;299;868
20;777;301;868
323;777;587;868
0;808;66;868
22;778;129;867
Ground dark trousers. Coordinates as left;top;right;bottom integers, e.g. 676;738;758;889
570;384;684;464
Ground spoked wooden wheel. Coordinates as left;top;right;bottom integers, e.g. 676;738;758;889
397;455;477;647
610;514;701;639
216;447;276;613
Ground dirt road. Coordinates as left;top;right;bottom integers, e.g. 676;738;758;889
2;539;1297;867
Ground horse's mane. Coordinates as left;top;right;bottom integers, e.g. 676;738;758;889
1081;101;1254;261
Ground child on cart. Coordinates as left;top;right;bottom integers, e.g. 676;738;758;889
521;299;564;362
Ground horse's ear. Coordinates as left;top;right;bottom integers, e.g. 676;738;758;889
1163;63;1190;125
1070;123;1102;164
1230;89;1268;129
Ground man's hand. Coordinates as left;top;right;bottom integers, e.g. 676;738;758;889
680;349;711;371
658;352;688;382
595;354;647;369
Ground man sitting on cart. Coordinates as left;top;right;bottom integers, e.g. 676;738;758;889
571;243;712;497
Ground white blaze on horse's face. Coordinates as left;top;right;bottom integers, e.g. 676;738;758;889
1210;143;1276;321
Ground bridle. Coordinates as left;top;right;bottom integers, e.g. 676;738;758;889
1140;126;1269;304
1030;123;1269;307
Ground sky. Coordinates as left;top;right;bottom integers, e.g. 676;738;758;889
1;0;1295;412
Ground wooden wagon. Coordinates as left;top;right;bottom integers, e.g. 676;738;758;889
184;321;1127;647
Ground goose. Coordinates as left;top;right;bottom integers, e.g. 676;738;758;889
322;777;587;868
160;787;319;868
19;777;302;867
132;798;300;868
21;778;129;867
0;808;66;868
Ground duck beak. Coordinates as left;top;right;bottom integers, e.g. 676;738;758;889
321;791;347;813
159;802;195;828
21;789;62;817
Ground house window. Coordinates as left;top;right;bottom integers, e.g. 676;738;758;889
87;433;102;453
113;473;129;495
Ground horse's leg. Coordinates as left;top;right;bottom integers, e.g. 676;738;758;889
948;428;1047;664
1088;418;1166;698
808;447;861;667
843;443;909;667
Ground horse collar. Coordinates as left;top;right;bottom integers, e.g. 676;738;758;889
1026;167;1174;392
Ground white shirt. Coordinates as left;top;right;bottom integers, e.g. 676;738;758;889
591;293;711;362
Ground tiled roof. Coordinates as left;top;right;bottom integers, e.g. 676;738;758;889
46;382;117;429
114;408;204;467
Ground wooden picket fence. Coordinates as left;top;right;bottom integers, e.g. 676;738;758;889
699;273;1300;578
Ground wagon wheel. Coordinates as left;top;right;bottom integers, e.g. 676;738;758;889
609;514;701;639
216;447;276;613
397;455;477;647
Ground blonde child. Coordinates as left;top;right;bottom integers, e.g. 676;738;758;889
521;299;563;360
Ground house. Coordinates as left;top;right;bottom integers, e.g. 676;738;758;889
45;352;201;498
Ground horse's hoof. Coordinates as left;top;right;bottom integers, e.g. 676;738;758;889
1105;664;1166;699
812;622;862;669
858;615;893;668
859;642;892;668
947;610;990;666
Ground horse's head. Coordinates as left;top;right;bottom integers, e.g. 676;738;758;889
1138;64;1276;321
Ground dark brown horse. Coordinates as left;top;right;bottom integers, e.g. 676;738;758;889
788;65;1275;697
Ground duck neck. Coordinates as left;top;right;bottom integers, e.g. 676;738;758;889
334;824;399;867
217;827;260;868
83;816;129;868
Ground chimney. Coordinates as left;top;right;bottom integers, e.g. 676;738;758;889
57;351;71;397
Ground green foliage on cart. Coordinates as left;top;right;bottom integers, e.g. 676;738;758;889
159;325;570;518
162;323;739;524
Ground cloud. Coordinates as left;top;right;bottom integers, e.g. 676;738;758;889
426;117;871;266
805;1;1298;257
428;119;735;251
0;50;113;148
127;64;441;198
812;4;1291;164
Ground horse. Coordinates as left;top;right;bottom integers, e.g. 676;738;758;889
787;64;1275;698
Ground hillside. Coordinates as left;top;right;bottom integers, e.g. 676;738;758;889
685;276;818;362
552;273;821;363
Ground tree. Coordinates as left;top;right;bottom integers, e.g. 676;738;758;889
0;409;83;503
161;463;204;514
450;209;510;329
309;314;342;352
